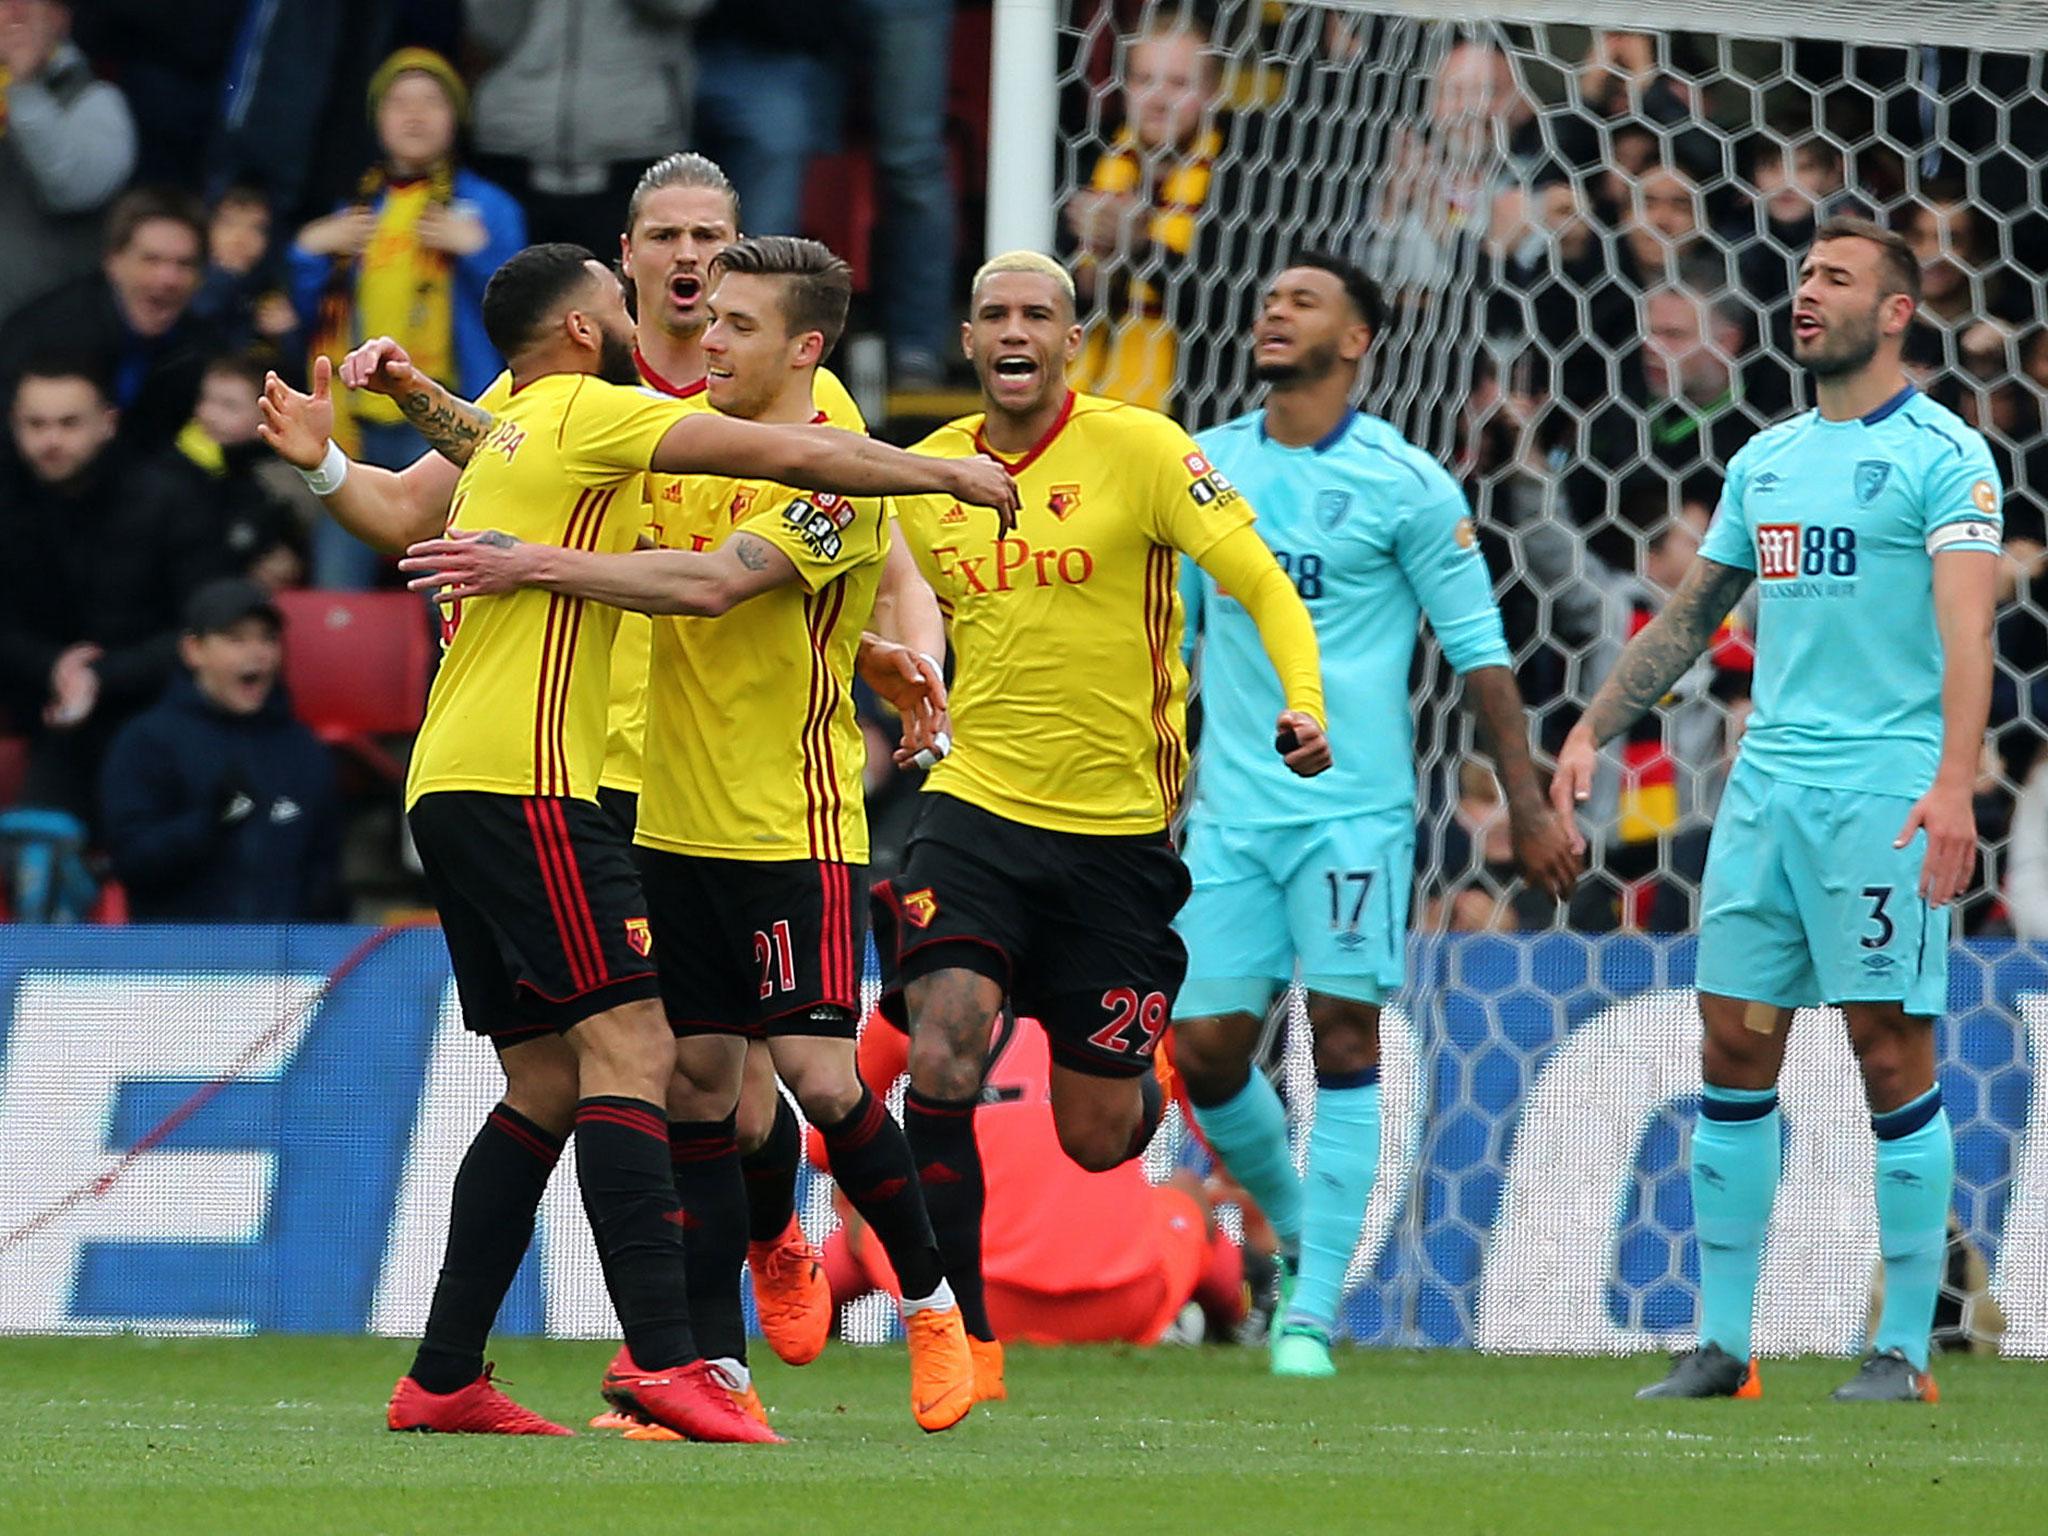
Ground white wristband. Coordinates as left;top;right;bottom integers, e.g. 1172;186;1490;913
297;440;350;497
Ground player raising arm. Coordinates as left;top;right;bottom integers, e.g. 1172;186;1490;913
865;251;1329;1404
1552;217;2000;1405
403;238;980;1434
1169;252;1577;1382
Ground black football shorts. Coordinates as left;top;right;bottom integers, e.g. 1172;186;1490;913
873;792;1191;1079
410;791;659;1042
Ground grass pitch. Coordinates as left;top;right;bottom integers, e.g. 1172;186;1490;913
1;1337;2042;1535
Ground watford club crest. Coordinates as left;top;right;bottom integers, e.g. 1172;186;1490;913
623;917;654;957
728;486;759;522
901;888;939;929
1048;484;1082;520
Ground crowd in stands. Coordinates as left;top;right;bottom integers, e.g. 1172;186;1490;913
5;0;2048;942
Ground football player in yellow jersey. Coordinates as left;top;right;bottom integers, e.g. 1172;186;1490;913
336;154;929;1378
869;252;1331;1402
258;244;1014;1442
400;237;978;1434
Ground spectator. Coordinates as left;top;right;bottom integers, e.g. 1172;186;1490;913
1420;760;1554;932
1601;285;1758;505
0;0;138;325
290;47;523;586
1900;194;2022;369
152;353;308;590
848;0;958;388
192;185;303;363
0;186;219;456
1366;38;1542;301
692;1;831;242
467;0;707;256
100;578;340;921
1616;161;1717;292
1065;15;1223;413
668;0;960;386
0;356;221;826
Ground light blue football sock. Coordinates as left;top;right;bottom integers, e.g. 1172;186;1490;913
1871;1087;1953;1372
1286;1070;1381;1335
1691;1084;1782;1363
1189;1068;1301;1259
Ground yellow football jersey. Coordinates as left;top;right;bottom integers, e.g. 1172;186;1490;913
473;363;868;798
404;373;680;808
614;360;867;795
895;391;1255;836
635;419;889;864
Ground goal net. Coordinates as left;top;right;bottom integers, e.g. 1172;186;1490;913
1049;0;2048;1353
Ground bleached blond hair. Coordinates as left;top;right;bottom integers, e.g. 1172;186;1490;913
970;251;1077;315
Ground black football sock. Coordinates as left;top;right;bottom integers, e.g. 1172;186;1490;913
668;1114;751;1365
820;1088;946;1300
903;1087;991;1340
741;1093;802;1245
573;1097;696;1371
1124;1070;1165;1164
411;1104;562;1394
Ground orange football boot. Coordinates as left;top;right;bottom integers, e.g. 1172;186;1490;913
969;1336;1007;1403
905;1304;975;1433
749;1215;830;1366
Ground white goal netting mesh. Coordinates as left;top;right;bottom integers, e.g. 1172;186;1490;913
1051;1;2048;1351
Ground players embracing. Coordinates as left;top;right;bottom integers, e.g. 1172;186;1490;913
1554;216;2001;1403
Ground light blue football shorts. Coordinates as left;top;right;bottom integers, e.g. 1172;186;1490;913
1172;808;1413;1019
1696;758;1950;1016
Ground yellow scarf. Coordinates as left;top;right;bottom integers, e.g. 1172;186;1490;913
308;163;457;443
1073;126;1220;412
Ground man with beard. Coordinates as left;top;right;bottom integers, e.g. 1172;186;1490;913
257;243;1013;1440
870;251;1330;1406
1553;217;2002;1404
396;236;978;1435
341;152;933;1383
1166;252;1578;1380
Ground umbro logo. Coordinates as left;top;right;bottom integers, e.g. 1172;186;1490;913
271;798;301;825
1751;472;1782;494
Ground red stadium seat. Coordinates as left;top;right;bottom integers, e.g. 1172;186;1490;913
0;733;25;810
274;590;433;782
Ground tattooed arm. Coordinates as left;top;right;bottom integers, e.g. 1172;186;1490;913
337;336;493;465
397;528;801;616
1549;555;1754;840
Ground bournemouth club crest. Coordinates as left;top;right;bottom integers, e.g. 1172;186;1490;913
1854;460;1893;506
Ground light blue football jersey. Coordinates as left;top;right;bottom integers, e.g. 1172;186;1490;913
1182;408;1509;826
1698;383;2002;798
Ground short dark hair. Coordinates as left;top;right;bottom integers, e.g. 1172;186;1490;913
1284;249;1384;339
711;236;853;353
481;243;603;359
16;351;110;400
1814;215;1922;306
212;183;271;216
104;185;206;258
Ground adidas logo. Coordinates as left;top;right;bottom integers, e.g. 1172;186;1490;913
918;1162;963;1186
939;503;969;527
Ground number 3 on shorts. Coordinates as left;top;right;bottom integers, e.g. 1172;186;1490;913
1860;885;1894;949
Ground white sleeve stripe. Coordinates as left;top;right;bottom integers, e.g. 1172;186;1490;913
1928;519;2002;554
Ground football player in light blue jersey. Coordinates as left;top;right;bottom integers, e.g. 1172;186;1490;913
1555;217;2002;1404
1170;252;1579;1379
